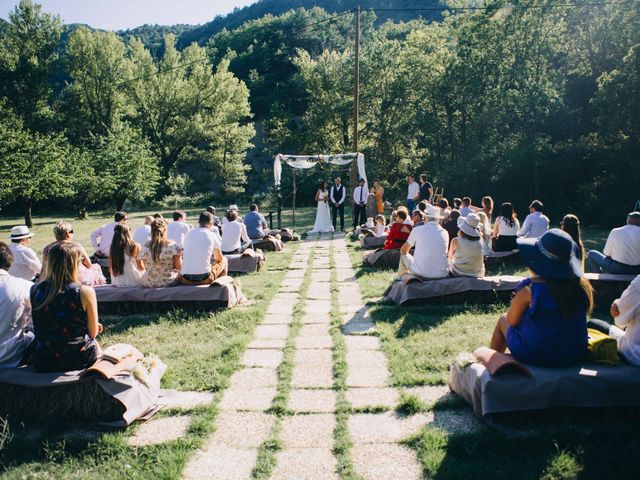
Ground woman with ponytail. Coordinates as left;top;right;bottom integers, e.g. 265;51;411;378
140;219;181;288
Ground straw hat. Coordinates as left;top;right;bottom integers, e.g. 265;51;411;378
457;213;481;237
424;204;443;219
9;226;33;241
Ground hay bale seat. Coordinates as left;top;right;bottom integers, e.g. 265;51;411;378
449;359;640;417
484;250;520;267
226;250;265;274
252;236;284;252
360;235;387;250
0;361;166;425
94;276;246;315
363;248;402;270
383;273;634;306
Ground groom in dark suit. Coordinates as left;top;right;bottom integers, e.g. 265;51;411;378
330;177;346;231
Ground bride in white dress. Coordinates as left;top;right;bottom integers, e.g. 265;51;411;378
309;181;335;234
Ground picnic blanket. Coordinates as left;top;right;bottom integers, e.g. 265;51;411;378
0;346;166;426
94;276;246;313
226;249;265;273
384;273;523;304
449;356;640;417
360;235;387;250
363;248;401;270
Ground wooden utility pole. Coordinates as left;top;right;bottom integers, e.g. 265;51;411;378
350;5;361;188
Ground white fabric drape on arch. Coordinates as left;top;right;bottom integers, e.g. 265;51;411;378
273;153;367;188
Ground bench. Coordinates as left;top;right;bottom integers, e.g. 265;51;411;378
360;235;387;250
94;276;246;314
226;250;265;274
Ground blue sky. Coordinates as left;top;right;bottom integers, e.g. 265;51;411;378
0;0;259;30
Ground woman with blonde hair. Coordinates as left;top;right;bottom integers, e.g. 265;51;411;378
140;219;181;287
482;196;494;220
110;224;144;287
560;214;585;267
30;243;102;372
42;221;105;286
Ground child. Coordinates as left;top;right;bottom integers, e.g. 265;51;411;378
374;214;386;237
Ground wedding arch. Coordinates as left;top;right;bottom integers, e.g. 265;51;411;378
273;153;368;229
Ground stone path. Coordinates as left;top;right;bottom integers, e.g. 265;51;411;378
179;234;469;479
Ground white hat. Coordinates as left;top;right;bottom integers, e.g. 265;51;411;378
457;213;481;237
366;217;374;228
9;226;33;240
424;204;443;219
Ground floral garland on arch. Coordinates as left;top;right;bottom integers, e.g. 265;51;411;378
273;153;367;187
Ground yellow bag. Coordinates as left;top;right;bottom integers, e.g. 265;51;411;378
587;328;619;365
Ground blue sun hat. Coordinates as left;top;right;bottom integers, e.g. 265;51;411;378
517;229;582;280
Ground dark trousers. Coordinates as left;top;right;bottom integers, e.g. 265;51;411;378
332;203;344;230
353;203;367;227
586;250;640;275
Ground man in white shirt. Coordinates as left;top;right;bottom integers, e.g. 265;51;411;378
133;216;153;246
330;178;346;231
221;205;244;225
352;178;368;228
221;209;252;254
406;175;420;213
587;212;640;275
518;200;550;239
8;226;41;281
398;204;449;279
0;242;34;368
181;212;227;285
91;211;127;256
167;210;193;250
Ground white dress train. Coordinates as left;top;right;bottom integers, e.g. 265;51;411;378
309;190;335;234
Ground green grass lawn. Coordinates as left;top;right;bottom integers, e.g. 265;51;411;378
345;229;640;480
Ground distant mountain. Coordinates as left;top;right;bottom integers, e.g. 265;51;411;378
177;0;442;48
118;24;196;55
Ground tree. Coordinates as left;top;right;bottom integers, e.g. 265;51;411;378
0;0;62;133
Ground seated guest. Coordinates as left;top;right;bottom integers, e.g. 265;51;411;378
244;204;268;240
453;198;462;210
481;196;494;221
8;226;41;281
140;219;181;288
221;209;252;254
206;206;222;229
167;210;192;250
399;205;449;279
43;222;105;286
30;243;102;372
374;214;387;237
181;212;228;285
0;242;34;368
477;211;493;256
588;275;640;367
449;213;485;278
441;210;461;248
411;210;425;227
587;212;640;275
383;210;412;250
110;224;144;287
492;202;520;252
366;188;378;220
153;213;164;220
459;197;479;217
91;211;127;257
133;216;153;246
560;214;585;267
438;198;451;219
518;199;549;238
489;229;593;367
222;205;244;224
397;206;412;225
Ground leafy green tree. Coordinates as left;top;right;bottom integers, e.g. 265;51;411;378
0;0;62;133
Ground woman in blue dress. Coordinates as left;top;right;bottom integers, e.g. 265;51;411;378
490;229;594;367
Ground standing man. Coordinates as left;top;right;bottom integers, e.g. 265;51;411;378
406;175;420;213
418;174;433;204
330;177;346;231
352;178;368;228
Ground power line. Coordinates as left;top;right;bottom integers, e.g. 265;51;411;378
367;0;635;13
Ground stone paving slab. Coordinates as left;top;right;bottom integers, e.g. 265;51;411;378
294;349;334;367
228;367;278;389
219;386;277;411
346;388;399;409
340;304;366;315
160;390;214;410
128;415;191;447
301;312;332;325
270;448;338;480
280;414;336;448
348;412;433;443
306;283;332;300
292;361;334;388
310;271;332;282
260;314;294;325
288;389;337;413
210;411;276;448
183;446;257;480
295;335;333;350
241;349;284;369
290;262;309;270
280;278;304;289
272;293;300;302
344;335;381;351
335;269;357;282
346;351;390;387
298;323;331;337
351;444;422;480
247;338;287;350
254;324;290;340
266;303;296;316
284;269;306;278
279;284;303;293
342;318;376;335
304;300;332;315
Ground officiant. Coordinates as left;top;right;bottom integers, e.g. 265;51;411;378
352;178;368;228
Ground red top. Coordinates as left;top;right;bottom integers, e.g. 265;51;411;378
383;223;413;250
